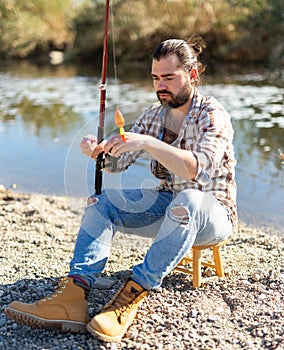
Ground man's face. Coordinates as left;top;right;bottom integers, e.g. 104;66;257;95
151;54;194;109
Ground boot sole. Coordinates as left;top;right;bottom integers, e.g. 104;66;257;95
5;307;87;334
86;321;132;342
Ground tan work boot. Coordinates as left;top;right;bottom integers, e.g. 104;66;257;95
5;277;89;334
87;278;148;342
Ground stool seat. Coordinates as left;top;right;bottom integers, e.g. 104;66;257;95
175;240;228;288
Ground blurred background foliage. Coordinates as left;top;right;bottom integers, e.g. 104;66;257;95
0;0;77;58
0;0;283;68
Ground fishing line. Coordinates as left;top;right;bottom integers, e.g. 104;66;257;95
110;0;126;142
110;0;118;86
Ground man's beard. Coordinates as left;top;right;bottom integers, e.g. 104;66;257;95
157;83;192;109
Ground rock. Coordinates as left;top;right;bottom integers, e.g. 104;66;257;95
150;313;162;323
203;267;213;277
251;273;261;282
190;309;198;318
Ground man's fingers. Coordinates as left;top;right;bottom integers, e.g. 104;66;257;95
90;140;107;159
105;135;121;154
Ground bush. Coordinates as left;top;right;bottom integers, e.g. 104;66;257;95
0;0;77;58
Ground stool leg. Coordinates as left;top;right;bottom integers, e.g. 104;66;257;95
212;245;224;277
192;248;201;288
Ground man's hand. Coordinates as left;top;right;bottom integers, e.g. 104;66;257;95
104;132;149;157
80;134;107;160
105;132;197;180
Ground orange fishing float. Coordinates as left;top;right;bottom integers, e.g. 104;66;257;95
114;108;126;142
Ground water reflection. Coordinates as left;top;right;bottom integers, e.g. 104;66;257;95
18;97;83;138
0;62;283;235
235;119;284;172
200;84;284;178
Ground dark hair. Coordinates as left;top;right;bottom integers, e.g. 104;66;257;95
152;35;206;80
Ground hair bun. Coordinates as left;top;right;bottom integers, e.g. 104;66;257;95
187;35;206;56
192;44;202;55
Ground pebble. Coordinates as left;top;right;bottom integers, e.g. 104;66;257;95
150;314;162;323
0;189;284;349
251;272;261;282
190;309;198;318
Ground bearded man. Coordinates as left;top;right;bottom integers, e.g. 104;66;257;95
6;36;237;342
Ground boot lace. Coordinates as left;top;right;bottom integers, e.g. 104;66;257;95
107;286;146;322
41;278;69;302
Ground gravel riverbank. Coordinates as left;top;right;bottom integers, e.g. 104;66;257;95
0;187;283;350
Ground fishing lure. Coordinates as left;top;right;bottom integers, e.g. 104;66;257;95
114;108;126;142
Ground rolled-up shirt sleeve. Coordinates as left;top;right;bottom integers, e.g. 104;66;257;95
191;105;233;185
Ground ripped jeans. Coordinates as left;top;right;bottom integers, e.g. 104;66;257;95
69;188;232;290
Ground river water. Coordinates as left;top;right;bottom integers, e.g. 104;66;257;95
0;61;283;235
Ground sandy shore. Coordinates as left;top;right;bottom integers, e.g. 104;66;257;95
0;187;283;349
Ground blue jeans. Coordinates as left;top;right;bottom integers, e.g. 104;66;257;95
69;188;232;290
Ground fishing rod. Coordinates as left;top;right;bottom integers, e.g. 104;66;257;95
95;0;110;195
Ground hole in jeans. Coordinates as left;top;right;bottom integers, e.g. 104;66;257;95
170;205;190;225
87;196;99;205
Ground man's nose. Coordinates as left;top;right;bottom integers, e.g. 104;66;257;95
157;79;167;90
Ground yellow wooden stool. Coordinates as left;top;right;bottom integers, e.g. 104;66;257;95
175;240;228;288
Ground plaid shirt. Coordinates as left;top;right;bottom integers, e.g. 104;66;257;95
105;88;237;224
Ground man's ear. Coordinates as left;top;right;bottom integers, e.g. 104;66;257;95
190;68;198;83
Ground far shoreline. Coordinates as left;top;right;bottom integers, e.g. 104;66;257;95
1;183;283;238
